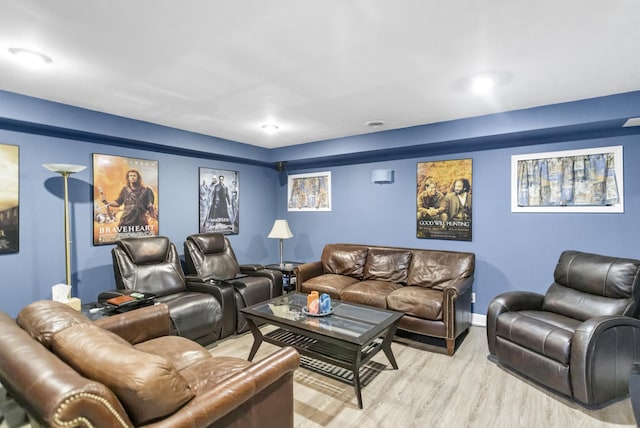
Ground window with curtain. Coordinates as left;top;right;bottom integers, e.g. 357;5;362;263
517;153;619;207
511;146;623;213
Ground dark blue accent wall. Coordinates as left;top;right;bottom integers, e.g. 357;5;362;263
1;89;639;319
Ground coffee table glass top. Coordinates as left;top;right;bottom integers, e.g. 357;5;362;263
242;293;402;343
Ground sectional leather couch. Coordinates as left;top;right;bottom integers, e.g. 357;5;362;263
295;243;475;355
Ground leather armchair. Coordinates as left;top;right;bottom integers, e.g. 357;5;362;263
184;232;283;333
487;250;640;406
107;236;228;344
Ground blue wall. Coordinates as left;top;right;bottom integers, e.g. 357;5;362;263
279;138;640;316
1;90;639;318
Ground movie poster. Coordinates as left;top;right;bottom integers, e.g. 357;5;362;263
199;167;239;234
0;144;19;254
417;158;473;241
93;154;159;245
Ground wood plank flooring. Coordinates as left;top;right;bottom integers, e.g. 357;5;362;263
208;326;637;428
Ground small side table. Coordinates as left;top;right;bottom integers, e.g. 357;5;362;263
265;262;303;293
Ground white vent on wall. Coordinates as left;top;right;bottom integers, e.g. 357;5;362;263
623;117;640;127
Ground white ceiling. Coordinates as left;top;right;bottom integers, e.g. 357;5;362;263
0;1;638;149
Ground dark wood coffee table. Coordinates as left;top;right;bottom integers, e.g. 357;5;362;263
240;293;403;409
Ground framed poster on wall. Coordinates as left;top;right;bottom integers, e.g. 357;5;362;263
417;158;473;241
287;171;331;211
92;154;159;245
0;144;19;254
199;167;239;234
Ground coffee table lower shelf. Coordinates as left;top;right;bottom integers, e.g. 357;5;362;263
249;326;397;409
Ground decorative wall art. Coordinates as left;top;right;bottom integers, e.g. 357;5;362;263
417;158;473;241
92;154;159;245
511;145;623;213
287;171;331;212
199;167;239;234
0;144;19;254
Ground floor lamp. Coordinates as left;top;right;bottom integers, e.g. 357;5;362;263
43;163;86;308
268;219;293;267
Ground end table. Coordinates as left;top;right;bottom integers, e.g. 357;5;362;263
265;262;303;293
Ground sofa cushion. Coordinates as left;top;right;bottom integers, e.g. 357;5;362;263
494;310;580;364
387;286;444;320
16;300;92;348
301;274;360;299
322;245;369;279
51;323;194;425
340;280;401;308
407;250;474;289
180;356;252;392
363;248;412;283
135;336;212;371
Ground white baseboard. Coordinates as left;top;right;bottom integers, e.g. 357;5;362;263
471;313;486;327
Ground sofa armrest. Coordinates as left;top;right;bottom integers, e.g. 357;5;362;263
0;312;133;427
571;316;640;406
94;303;171;344
185;277;236;338
294;262;323;291
486;291;545;355
240;263;265;272
153;347;300;427
441;276;474;342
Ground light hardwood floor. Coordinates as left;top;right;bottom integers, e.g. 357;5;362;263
208;326;637;428
0;326;635;427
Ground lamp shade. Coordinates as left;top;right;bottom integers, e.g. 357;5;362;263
42;163;87;174
268;220;293;239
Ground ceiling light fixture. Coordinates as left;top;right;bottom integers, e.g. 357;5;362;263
470;75;495;95
261;124;279;134
365;120;385;128
8;48;53;67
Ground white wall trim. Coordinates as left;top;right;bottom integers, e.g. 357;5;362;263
471;313;486;327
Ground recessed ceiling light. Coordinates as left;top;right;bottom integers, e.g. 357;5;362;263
8;47;53;67
470;76;495;95
261;124;279;134
365;120;385;128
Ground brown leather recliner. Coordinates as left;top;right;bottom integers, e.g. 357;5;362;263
184;233;283;334
0;300;299;427
487;250;640;406
108;236;231;344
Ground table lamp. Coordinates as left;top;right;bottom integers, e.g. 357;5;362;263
43;163;86;308
268;219;293;267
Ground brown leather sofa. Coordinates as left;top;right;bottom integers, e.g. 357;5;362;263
295;243;475;355
0;300;299;427
487;250;640;407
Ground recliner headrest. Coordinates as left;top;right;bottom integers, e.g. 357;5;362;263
188;233;225;255
117;236;171;265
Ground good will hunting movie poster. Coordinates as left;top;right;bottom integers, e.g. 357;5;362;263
93;154;159;245
417;158;472;241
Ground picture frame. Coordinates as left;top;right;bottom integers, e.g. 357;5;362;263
92;154;159;245
199;167;239;234
511;145;623;213
287;171;331;212
417;158;473;241
0;143;19;254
